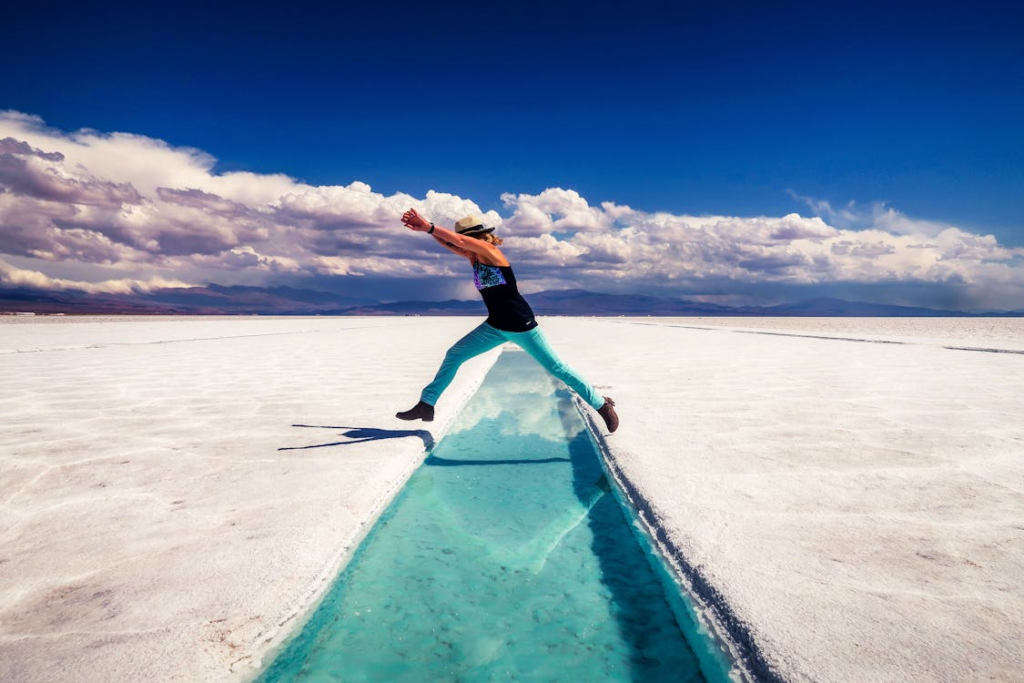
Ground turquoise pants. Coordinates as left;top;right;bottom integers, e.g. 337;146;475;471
421;322;605;410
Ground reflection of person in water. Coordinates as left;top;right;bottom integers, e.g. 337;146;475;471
395;208;619;433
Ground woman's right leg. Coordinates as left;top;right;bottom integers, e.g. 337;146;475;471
420;322;507;405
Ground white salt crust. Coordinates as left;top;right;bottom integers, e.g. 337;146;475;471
0;317;499;682
2;316;1022;682
545;316;1024;683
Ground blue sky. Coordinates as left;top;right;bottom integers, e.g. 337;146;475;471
1;0;1022;310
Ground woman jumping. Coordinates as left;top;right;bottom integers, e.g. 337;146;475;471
395;208;619;433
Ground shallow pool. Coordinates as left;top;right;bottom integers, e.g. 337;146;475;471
256;350;728;682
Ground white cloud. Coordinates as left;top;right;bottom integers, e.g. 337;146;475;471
788;190;953;238
0;112;499;283
501;188;610;236
1;112;1022;310
0;257;191;294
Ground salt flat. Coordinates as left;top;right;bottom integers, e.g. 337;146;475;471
0;317;501;682
2;316;1022;682
544;316;1024;682
627;315;1024;352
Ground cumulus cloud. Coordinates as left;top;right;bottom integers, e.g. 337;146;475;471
500;188;611;236
0;149;142;206
0;257;190;294
499;193;1022;307
0;137;64;162
1;111;1022;310
0;111;501;287
787;189;953;237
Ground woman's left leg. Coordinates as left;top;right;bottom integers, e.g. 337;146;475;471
419;322;507;406
508;327;605;410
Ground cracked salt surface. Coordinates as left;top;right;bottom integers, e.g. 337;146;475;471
255;350;734;683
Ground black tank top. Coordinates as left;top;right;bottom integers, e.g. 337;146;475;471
472;260;537;332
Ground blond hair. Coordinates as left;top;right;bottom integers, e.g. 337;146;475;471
479;232;503;246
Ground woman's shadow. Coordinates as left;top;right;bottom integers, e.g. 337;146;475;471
278;424;434;451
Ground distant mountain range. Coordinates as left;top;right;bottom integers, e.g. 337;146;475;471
1;284;1021;317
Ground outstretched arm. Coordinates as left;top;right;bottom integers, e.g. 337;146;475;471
401;208;500;259
432;234;475;260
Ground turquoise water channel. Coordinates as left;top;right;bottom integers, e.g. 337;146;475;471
257;350;730;682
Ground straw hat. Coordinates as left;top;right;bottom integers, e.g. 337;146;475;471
454;215;495;237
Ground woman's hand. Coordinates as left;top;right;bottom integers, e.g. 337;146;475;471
401;208;432;232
